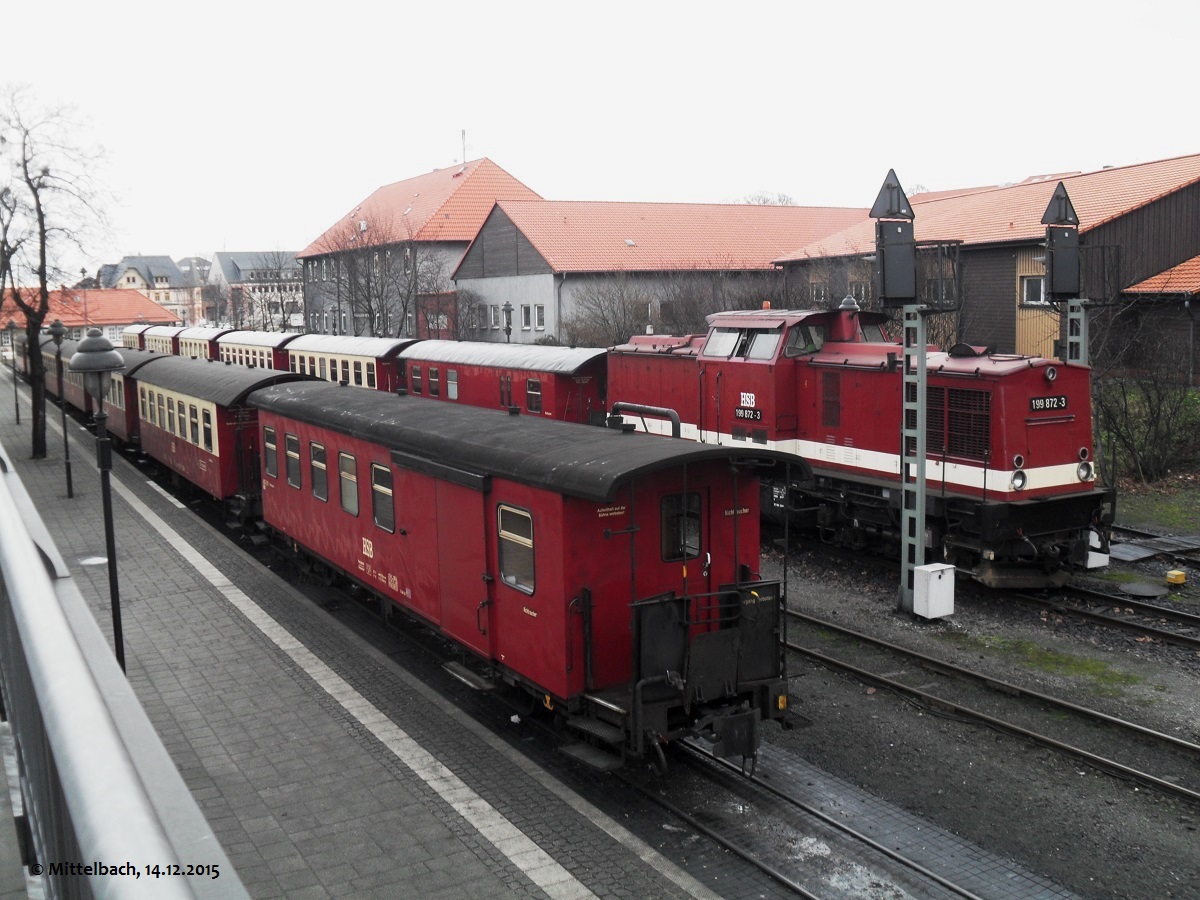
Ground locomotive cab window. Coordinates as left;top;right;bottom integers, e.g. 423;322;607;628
661;493;701;561
497;505;534;593
310;442;328;501
784;324;827;356
371;464;394;532
746;328;782;360
339;452;358;516
526;378;542;413
264;427;278;477
285;433;300;487
702;328;740;358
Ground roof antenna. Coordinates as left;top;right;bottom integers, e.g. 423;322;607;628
461;129;466;164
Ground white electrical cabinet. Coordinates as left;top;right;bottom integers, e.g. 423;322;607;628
914;563;955;618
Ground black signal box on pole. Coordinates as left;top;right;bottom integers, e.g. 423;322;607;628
871;169;916;308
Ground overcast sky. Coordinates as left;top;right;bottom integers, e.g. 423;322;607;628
7;0;1196;274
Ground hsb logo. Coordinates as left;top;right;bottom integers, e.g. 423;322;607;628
740;392;756;407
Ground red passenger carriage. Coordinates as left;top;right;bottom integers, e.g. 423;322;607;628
250;382;790;765
215;331;300;370
142;325;187;356
177;327;233;360
284;335;417;391
396;341;607;423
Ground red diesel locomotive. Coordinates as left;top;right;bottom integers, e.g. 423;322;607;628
249;382;790;768
610;301;1115;588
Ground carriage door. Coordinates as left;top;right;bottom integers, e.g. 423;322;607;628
436;480;493;656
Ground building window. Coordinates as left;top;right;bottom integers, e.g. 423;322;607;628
429;366;440;398
521;305;531;330
310;442;327;501
202;410;213;452
371;464;394;532
1021;275;1046;306
661;493;701;561
849;281;871;303
264;427;278;477
447;369;458;400
811;282;829;305
526;378;542;413
285;433;300;487
339;452;358;516
490;305;501;329
497;505;534;593
534;305;545;330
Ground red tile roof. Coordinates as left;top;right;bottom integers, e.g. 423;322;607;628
1126;254;1200;296
298;159;541;258
1;288;176;329
476;200;867;273
779;153;1200;263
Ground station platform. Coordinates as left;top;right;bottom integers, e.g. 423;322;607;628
0;372;742;899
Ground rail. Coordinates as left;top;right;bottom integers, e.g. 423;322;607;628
0;437;247;899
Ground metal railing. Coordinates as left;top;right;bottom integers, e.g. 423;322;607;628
0;439;247;899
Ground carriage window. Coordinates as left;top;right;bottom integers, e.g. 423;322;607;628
167;399;176;434
202;410;213;452
497;505;534;594
139;387;147;419
309;356;316;375
189;406;200;444
447;369;458;400
341;360;350;383
702;327;740;358
371;464;394;532
661;493;701;561
148;392;157;426
310;442;327;501
366;362;376;389
429;367;440;397
353;360;363;386
822;372;841;428
264;427;278;477
339;452;358;516
285;433;300;487
159;394;168;427
746;329;782;360
177;400;186;437
411;365;422;394
526;378;542;413
317;357;325;380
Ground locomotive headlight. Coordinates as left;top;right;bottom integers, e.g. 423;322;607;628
1077;461;1094;482
1044;366;1058;382
1011;470;1028;491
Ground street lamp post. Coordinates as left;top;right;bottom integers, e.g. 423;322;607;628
47;320;73;499
502;301;513;344
5;320;18;425
69;329;127;672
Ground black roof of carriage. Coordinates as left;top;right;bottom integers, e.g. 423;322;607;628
248;381;788;502
132;355;313;406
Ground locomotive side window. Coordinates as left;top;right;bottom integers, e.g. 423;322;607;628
202;410;213;453
339;452;359;516
285;434;300;487
429;367;440;398
310;442;328;501
497;505;534;593
821;372;841;428
411;365;422;394
264;427;278;477
784;325;826;356
526;379;542;413
447;370;458;400
661;493;701;561
371;464;394;533
189;406;200;444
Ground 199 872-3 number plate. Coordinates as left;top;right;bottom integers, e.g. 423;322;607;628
1030;395;1068;412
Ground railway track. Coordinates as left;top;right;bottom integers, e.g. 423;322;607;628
1008;586;1200;652
620;741;991;900
787;609;1200;805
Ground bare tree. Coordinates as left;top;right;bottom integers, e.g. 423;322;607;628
247;251;301;331
743;191;797;207
1;86;103;458
563;273;656;346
